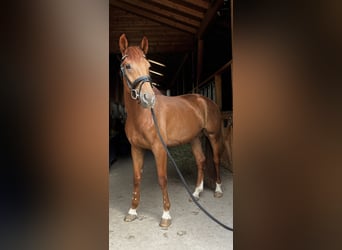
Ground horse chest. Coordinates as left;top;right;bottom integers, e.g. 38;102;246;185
125;124;154;148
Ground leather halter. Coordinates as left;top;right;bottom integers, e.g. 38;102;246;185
120;54;153;100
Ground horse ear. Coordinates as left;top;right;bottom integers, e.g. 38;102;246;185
119;34;128;55
140;36;148;55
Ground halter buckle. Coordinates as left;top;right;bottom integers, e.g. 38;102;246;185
131;89;139;100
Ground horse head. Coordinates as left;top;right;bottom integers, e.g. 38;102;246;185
119;34;155;108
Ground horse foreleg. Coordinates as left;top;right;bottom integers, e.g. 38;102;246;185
153;146;171;228
191;137;205;200
124;145;145;222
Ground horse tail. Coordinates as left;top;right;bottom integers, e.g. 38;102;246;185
219;121;225;155
220;114;233;168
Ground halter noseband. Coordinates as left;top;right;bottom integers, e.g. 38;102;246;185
120;54;153;100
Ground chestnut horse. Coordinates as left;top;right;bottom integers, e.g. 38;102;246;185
119;34;224;228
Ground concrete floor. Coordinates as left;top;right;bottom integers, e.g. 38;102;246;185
109;151;233;250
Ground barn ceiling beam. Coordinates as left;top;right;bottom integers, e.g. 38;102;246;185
180;0;210;9
113;0;201;28
110;32;192;42
110;43;194;54
149;0;205;19
197;0;223;38
109;0;197;34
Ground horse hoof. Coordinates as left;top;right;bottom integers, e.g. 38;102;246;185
189;196;200;202
159;218;171;228
124;214;137;222
214;191;223;198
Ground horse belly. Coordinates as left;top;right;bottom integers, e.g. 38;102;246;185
166;123;202;146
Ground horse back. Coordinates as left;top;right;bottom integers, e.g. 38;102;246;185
157;94;222;140
179;94;222;130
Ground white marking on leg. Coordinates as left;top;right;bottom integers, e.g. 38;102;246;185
215;182;223;193
162;210;171;220
192;180;204;199
128;208;137;215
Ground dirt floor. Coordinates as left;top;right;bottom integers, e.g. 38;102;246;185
109;151;233;250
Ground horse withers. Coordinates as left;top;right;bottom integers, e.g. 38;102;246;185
119;34;224;228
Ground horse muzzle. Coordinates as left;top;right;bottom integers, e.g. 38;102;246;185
140;92;155;108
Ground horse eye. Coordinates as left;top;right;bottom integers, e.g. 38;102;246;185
125;64;131;70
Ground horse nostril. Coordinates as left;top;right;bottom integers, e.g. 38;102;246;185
142;93;155;107
151;95;155;104
143;93;151;102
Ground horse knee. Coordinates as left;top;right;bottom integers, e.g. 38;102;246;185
158;176;167;188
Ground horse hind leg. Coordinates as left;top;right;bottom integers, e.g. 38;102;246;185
207;134;223;198
190;137;205;201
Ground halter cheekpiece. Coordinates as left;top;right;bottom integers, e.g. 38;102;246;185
120;54;153;100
